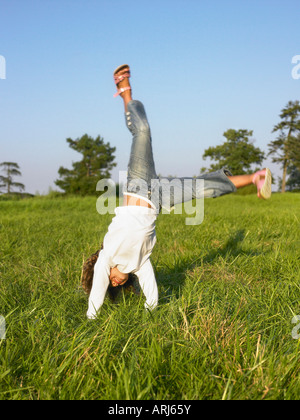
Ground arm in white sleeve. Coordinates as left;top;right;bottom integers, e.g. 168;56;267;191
86;251;110;319
135;259;158;310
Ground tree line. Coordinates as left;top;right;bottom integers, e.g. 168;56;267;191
202;100;300;192
1;100;300;196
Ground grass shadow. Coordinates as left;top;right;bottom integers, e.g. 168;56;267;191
156;229;264;303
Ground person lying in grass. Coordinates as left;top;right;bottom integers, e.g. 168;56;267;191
82;64;272;319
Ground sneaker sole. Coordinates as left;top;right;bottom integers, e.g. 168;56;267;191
260;168;272;200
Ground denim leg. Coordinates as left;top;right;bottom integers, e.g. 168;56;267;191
159;169;237;210
125;100;158;198
123;103;236;210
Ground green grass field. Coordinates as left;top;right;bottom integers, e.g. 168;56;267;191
0;193;300;400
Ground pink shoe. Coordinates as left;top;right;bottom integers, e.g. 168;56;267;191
252;168;272;199
113;64;131;98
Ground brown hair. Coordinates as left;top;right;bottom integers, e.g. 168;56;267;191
81;244;140;302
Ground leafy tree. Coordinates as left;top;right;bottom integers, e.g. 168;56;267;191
286;164;300;191
0;162;25;194
288;133;300;170
55;134;117;195
202;129;265;174
268;101;300;192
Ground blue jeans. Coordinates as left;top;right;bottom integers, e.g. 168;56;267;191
125;100;236;211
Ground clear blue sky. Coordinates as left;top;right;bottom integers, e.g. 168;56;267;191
0;0;299;194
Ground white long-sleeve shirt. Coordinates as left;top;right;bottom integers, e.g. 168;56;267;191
87;205;158;319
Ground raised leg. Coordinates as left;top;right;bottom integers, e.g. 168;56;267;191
227;174;254;189
114;65;158;206
113;64;132;112
228;169;272;199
